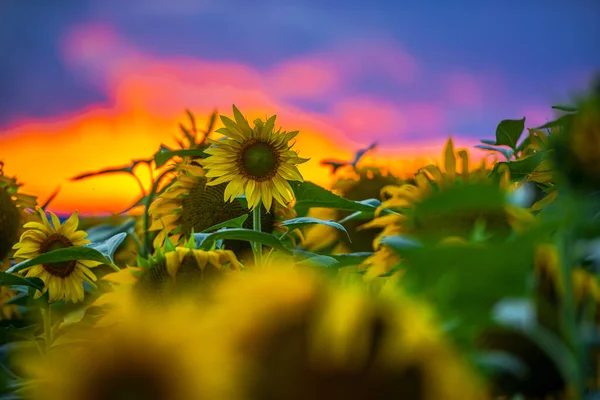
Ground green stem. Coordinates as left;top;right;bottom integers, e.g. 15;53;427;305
141;167;176;257
252;200;263;266
40;307;53;353
556;196;585;395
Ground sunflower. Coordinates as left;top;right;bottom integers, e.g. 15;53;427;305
303;166;403;254
149;160;293;260
551;90;600;191
15;297;216;400
359;138;534;253
534;243;600;326
90;239;241;321
201;104;309;211
201;266;488;400
11;209;102;303
0;165;38;269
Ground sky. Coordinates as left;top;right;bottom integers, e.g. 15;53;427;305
0;0;599;214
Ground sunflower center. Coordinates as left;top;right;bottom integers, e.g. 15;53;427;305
240;140;280;180
180;179;275;258
88;360;174;400
410;209;512;241
0;188;20;261
39;234;77;277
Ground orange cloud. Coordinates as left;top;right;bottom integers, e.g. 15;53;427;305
0;24;479;215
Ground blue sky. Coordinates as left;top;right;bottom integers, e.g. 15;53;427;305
1;0;599;141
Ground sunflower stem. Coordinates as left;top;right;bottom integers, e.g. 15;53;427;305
556;193;585;395
252;200;263;266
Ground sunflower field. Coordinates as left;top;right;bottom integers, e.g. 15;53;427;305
0;82;599;400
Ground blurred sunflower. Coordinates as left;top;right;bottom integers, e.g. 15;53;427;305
12;209;102;303
149;160;296;260
201;104;309;211
551;89;600;191
359;138;534;253
303;166;403;254
90;239;241;322
15;298;216;400
534;243;600;330
202;266;488;399
0;165;37;269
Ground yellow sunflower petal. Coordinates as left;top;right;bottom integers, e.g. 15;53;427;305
60;211;80;236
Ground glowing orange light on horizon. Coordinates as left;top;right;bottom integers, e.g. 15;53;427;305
0;24;486;215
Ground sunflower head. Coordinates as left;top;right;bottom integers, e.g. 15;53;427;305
0;169;37;265
334;167;403;252
115;237;242;309
150;164;285;260
12;209;102;303
202;105;309;211
359;139;530;249
16;298;214;400
202;266;487;400
551;92;600;191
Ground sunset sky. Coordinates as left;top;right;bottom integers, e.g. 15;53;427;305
1;0;599;215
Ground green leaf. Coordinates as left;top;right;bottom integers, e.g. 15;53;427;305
86;219;136;242
199;215;248;233
413;182;507;218
492;150;546;180
534;113;573;130
290;181;380;216
380;235;423;251
5;291;30;306
390;231;538;341
154;148;209;168
0;324;38;342
198;228;291;254
329;252;374;267
281;217;351;242
495;118;526;150
86;232;127;267
480;139;497;145
0;273;44;291
474;144;514;161
7;247;112;274
293;250;340;268
7;233;126;274
551;105;578;112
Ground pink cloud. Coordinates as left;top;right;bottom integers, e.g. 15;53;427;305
266;37;419;98
444;73;483;108
330;97;447;143
341;37;419;85
441;70;509;110
399;102;447;136
267;59;341;99
331;97;407;138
